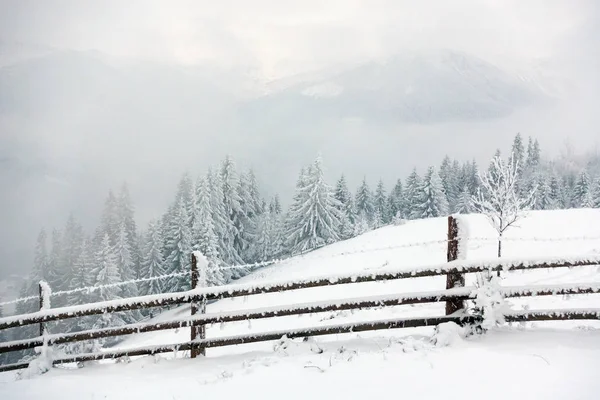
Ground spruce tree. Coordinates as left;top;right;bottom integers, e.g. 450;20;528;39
455;185;474;214
98;191;120;246
417;166;449;218
206;168;231;269
547;175;564;210
269;195;282;215
572;171;590;208
220;156;246;269
532;173;551;210
404;168;423;219
67;238;95;333
140;220;165;296
33;229;50;284
91;234;125;339
354;178;374;225
114;222;142;322
333;175;355;239
93;234;122;302
193;177;225;286
164;198;192;292
117;184;140;279
388;179;405;221
68;238;94;306
285;157;342;254
591;178;600;208
373;179;390;227
439;156;459;212
511;133;525;175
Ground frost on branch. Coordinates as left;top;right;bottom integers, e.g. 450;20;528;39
472;152;534;257
472;272;508;331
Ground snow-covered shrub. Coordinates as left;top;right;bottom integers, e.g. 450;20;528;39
391;211;406;226
17;338;55;379
430;322;466;347
472;272;508;331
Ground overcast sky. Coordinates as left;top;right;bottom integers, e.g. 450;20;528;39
1;0;595;78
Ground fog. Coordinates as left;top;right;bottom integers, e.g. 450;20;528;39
1;0;599;277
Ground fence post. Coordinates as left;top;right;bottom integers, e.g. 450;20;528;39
190;252;207;358
445;216;465;315
38;281;51;336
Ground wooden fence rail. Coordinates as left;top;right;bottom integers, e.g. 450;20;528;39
1;216;599;373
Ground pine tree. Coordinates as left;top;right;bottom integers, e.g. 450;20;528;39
68;239;94;303
285;157;342;254
251;211;277;262
92;234;122;303
388;179;404;220
439;156;459;212
591;178;600;208
140;220;165;296
532;172;552;210
48;228;64;292
33;229;50;283
53;214;84;298
269;195;282;215
572;171;590;208
67;238;95;332
455;185;474;214
333;175;356;239
164;198;192;292
117;184;140;280
355;178;374;226
404;169;422;219
91;234;125;341
547;175;564;210
371;179;388;227
114;222;142;323
220;156;246;269
525;137;541;170
417;166;449;218
511;133;525;175
193;177;225;286
98;191;120;246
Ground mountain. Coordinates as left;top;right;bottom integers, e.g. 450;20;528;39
240;50;548;124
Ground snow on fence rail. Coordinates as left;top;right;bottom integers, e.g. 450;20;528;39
1;216;600;373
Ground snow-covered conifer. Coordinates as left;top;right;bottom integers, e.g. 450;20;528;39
572;171;590;208
354;178;374;226
455;185;473;214
140;220;165;296
417;166;449;218
373;179;390;226
404;169;422;219
164;199;192;292
285;157;342;254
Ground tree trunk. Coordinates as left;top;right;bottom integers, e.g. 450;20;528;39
497;235;502;277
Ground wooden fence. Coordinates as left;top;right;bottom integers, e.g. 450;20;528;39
0;216;599;373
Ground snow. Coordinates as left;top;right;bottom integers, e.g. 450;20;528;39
2;208;600;399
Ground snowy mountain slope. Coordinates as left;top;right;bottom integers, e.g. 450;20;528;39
1;209;600;399
110;209;600;355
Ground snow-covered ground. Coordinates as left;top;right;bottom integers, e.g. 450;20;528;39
1;209;600;399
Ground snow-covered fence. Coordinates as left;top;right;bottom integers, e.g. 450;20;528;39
1;254;600;372
2;220;600;373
